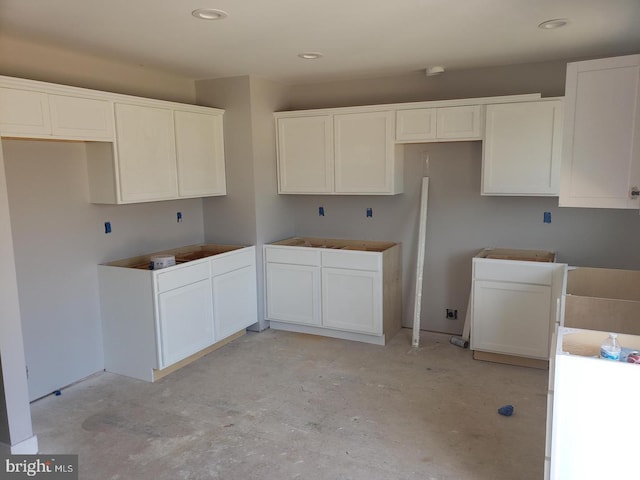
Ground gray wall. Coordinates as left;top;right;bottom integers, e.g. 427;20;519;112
196;76;295;330
285;60;640;334
3;139;205;400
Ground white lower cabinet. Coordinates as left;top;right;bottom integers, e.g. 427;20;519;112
212;263;258;340
264;238;401;345
471;248;567;364
548;328;640;479
266;262;321;326
158;279;214;367
473;280;551;358
99;244;256;381
322;267;381;334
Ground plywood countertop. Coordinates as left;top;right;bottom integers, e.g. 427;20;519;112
102;243;249;269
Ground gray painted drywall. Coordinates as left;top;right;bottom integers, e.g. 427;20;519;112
0;142;34;448
285;60;640;334
3;139;205;400
197;76;259;245
287;59;568;109
0;33;196;103
196;76;295;330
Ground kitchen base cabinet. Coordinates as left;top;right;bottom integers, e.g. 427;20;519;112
471;248;567;365
547;328;640;479
265;237;401;345
158;279;214;368
266;262;321;326
322;267;380;335
99;244;256;381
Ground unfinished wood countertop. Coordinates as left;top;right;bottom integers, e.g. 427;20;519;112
103;243;248;270
271;236;398;252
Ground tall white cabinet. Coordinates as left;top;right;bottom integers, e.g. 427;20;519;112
559;54;640;209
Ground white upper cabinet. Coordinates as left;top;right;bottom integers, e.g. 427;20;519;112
49;94;114;140
277;115;333;193
334;110;399;194
175;110;226;197
482;99;563;196
114;103;179;203
275;109;402;195
0;75;227;204
396;105;482;143
0;85;114;141
0;88;51;136
559;54;640;209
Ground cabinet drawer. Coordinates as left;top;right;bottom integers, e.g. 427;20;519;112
211;247;255;275
156;261;210;293
265;246;321;266
321;250;381;271
474;260;553;285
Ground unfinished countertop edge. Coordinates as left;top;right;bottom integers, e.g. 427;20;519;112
101;243;251;269
475;247;556;263
270;236;399;252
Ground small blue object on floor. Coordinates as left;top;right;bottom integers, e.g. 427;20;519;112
54;390;61;396
498;405;514;416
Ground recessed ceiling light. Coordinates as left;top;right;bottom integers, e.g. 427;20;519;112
192;8;228;20
538;18;569;29
298;52;323;60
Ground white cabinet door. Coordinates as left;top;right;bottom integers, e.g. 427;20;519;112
483;100;563;195
395;108;437;142
395;105;481;142
49;94;114;140
174;110;226;197
277;115;333;193
472;279;552;359
560;54;640;208
322;267;381;335
157;279;214;368
114;103;178;203
0;87;50;136
436;105;482;140
265;262;321;325
334;110;396;193
212;265;257;341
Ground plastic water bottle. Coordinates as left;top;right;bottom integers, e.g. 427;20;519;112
600;333;622;361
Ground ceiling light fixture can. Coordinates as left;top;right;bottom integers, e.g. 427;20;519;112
298;52;323;60
538;18;568;29
192;8;228;20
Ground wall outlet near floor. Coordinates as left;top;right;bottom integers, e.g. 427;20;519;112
446;309;458;320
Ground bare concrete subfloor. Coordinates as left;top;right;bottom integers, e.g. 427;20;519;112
31;328;548;480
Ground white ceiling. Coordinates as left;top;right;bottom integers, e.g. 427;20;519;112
1;0;639;84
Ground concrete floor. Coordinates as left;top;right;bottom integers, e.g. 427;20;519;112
31;328;548;480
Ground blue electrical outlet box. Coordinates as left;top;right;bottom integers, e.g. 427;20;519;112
104;221;112;234
366;208;373;218
544;212;552;223
319;206;325;216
